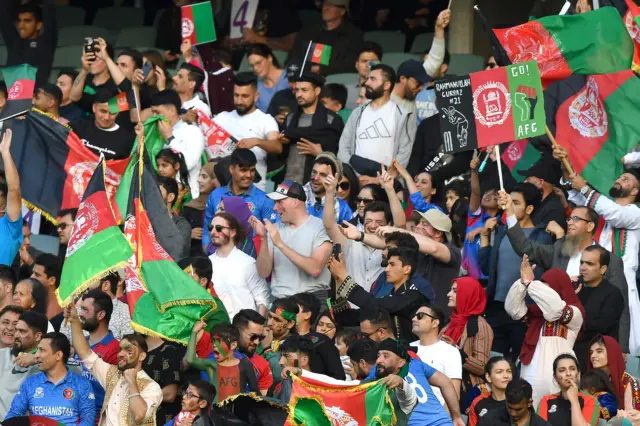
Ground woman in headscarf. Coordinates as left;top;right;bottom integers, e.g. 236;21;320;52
207;195;257;258
505;256;585;405
588;334;640;410
440;276;493;410
183;162;219;255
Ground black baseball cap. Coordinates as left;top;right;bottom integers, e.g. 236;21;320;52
267;180;307;202
397;60;432;85
518;156;562;183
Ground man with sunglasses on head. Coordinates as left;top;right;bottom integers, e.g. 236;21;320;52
232;309;273;396
56;209;77;262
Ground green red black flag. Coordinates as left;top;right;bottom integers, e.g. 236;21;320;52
0;64;37;122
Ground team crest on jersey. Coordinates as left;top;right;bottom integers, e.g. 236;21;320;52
33;387;44;398
479;408;488;417
549;404;557;413
63;388;75;400
246;202;255;212
472;82;511;127
568;76;608;138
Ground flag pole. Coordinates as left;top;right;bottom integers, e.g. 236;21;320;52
544;125;575;175
133;87;142;124
495;145;504;191
448;0;453;10
300;41;312;78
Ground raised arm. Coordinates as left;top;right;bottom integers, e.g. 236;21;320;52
65;305;92;361
69;52;93;102
0;0;17;46
95;38;127;86
186;321;217;376
41;0;57;47
251;216;274;278
1;130;21;221
469;155;481;213
423;10;449;77
322;174;347;245
378;167;406;228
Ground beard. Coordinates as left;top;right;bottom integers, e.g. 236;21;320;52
235;103;254;116
561;233;587;257
118;360;138;372
365;85;384;100
404;86;417;101
609;184;632;198
82;317;99;333
212;233;231;248
375;363;396;379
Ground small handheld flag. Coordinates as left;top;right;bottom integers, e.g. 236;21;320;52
310;43;332;65
108;92;131;114
181;1;217;46
0;64;37;122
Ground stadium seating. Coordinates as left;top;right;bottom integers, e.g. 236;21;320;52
58;26;110;47
55;5;86;27
115;27;156;48
93;7;144;31
326;73;359;86
380;52;422;71
364;31;406;53
448;54;485;75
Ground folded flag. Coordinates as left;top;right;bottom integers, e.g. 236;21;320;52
197;111;237;159
493;7;634;87
310;43;332;65
436;60;545;153
0;64;37;122
181;1;217;46
108;92;131;114
56;157;133;307
286;372;395;426
8;110;129;223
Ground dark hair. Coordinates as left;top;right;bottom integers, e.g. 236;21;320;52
150;89;182;113
385;232;419;252
279;334;314;359
82;289;114;324
19;311;48;336
320;84;348;110
583;245;610;268
232;309;266;329
581;369;617;400
359;306;391;329
190;380;216;407
191;256;212;283
100;272;120;296
211;49;233;66
291;293;321;325
369;64;396;93
0;265;16;291
315;310;339;332
510;182;542;212
234;72;258;88
37;83;62;106
94;87;116;104
364;201;392;225
340;163;359;210
0;305;23;319
230;148;257;167
506;378;532;404
118;48;144;69
58;69;79;83
179;63;206;93
19;278;47;315
211;324;240;347
386;247;417;278
590;335;606;350
272;298;300;331
17;4;43;22
35;254;62;289
0;81;6;99
121;333;149;354
335;329;359;348
444;181;466;199
484;355;517;377
416;302;445;332
347;337;378;365
573;206;599;226
141;50;169;92
156;175;180;208
553;353;579;375
156;148;190;189
246;43;281;68
213;212;246;245
58;208;78;222
360;184;388;205
42;332;71;363
313;156;338;176
358;41;383;61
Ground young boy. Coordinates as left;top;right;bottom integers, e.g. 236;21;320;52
320;83;351;122
186;322;259;403
335;329;360;380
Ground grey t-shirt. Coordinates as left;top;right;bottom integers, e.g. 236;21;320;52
269;215;331;298
495;227;535;302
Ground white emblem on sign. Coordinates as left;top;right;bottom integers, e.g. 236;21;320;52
506;143;522;162
68;162;121;202
568;76;608;138
182;17;194;38
442;106;469;148
66;201;99;256
473;81;511;127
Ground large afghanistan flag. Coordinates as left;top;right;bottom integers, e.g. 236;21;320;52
493;7;634;87
0;64;36;121
8;110;129;223
56;158;133;307
123;150;228;344
598;0;640;72
286;372;396;426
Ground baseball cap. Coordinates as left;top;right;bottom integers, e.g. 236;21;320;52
397;60;433;86
415;209;452;243
324;0;349;11
517;156;561;184
267;180;307;202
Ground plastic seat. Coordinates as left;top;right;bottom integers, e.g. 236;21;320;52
53;45;82;69
48;68;60;84
94;7;144;31
58;26;110;46
410;32;435;53
55;5;86;27
381;52;422;71
116;27;156;48
326;73;359;86
448;54;485;75
364;31;406;54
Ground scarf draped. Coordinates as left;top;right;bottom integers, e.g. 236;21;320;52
303;182;341;223
184;162;217;211
520;268;586;365
587;335;626;408
443;277;487;344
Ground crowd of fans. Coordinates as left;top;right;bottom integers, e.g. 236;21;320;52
0;0;639;425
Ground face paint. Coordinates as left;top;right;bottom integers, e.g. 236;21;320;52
212;334;230;358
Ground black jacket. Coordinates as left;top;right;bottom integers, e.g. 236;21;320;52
531;192;567;229
478;407;552;426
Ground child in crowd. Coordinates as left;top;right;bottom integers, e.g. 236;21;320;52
581;369;618;420
335;329;360;380
156;148;191;213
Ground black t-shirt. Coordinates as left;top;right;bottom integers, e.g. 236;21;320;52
142;342;186;426
305;331;345;381
417;243;462;320
70;118;135;160
59;103;85;123
469;393;507;426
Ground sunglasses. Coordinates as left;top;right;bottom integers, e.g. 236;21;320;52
357;197;375;205
338;181;350;191
414;312;437;321
57;223;71;230
208;224;230;232
243;331;265;342
184;391;202;400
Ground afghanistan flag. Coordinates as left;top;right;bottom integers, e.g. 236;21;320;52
181;1;217;46
493;7;634;87
501;139;542;182
8;110;129;223
123;150;228;344
436;60;546;153
553;70;640;193
0;64;37;122
310;43;332;65
56;158;133;307
108;92;131;114
199;112;237;159
286;372;396;426
598;0;640;72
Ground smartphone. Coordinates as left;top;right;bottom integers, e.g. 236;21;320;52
332;243;342;259
141;60;153;79
83;37;95;54
572;276;583;290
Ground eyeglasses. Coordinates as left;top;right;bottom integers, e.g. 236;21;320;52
208;224;230;232
338;182;350;191
361;327;386;338
57;223;71;230
567;216;591;224
414;312;437;321
183;391;202;400
357;197;375;205
243;331;265;342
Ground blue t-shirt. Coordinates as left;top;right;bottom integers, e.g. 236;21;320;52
6;369;96;426
256;72;289;113
415;88;438;126
306;198;353;225
462;207;493;280
407;359;453;426
0;212;23;266
409;192;445;214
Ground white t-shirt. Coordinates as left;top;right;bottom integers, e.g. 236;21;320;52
169;120;206;198
355;101;397;166
183;94;211;118
411;339;463;405
213;109;279;191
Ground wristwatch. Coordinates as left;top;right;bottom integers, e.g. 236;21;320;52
580;184;591;196
357;232;365;242
522;279;532;287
